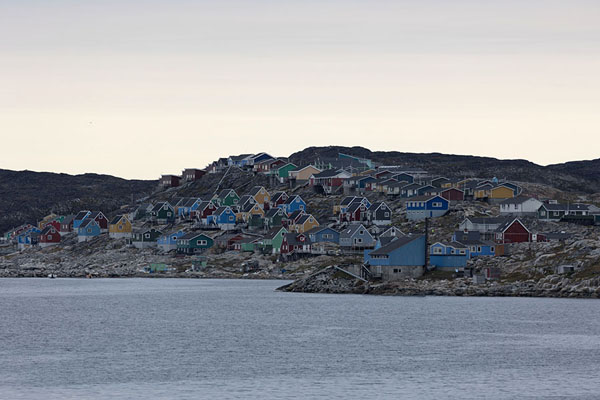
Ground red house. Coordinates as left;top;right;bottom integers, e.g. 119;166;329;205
44;220;61;231
194;201;218;221
270;192;289;208
281;233;311;255
340;202;368;223
440;188;465;202
89;211;108;232
495;218;532;243
161;175;181;188
39;225;61;248
182;168;206;182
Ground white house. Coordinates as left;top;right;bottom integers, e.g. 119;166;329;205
500;196;543;216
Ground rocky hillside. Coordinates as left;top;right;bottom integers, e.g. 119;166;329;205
0;169;157;233
289;146;600;193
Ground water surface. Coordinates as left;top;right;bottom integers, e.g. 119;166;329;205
1;278;599;399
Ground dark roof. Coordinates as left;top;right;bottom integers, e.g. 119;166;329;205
265;208;283;218
340;224;369;239
74;211;90;221
110;215;125;225
285;195;304;205
495;218;528;233
40;226;57;235
284;233;311;246
340;196;356;206
248;186;266;196
263;227;286;240
541;203;590;212
214;206;231;215
312;169;344;178
79;218;96;228
369;235;424;256
271;192;287;202
218;189;236;199
61;215;75;225
295;214;316;225
407;195;443;202
229;154;252;161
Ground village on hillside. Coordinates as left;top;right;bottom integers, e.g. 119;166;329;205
2;152;600;282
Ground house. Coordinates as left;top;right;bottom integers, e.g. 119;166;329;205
134;203;154;220
176;198;203;219
193;201;218;222
405;195;449;220
276;163;298;182
281;233;312;255
400;183;422;198
254;158;286;174
235;194;256;211
417;185;439;197
386;181;410;196
500;196;543;216
160;175;181;188
39;226;61;248
270;191;289;209
289;165;322;183
452;231;499;258
239;202;265;223
77;218;102;242
310;169;352;194
73;211;92;230
429;242;469;270
363;235;426;280
132;228;163;248
88;211;108;232
17;229;40;250
284;210;306;228
538;203;590;221
248;186;270;207
282;195;307;215
368;202;392;226
340;224;375;250
489;184;516;201
246;153;274;167
182;168;206;181
459;216;512;234
60;215;75;234
213;189;240;207
289;214;319;233
495;218;534;244
392;173;414;183
440;187;464;202
261;227;288;254
264;207;285;229
431;177;451;188
334;196;357;214
340;201;369;223
157;230;185;251
207;206;237;230
108;215;132;239
37;213;59;230
177;232;214;255
306;226;340;245
150;202;175;224
380;226;405;239
228;154;252;167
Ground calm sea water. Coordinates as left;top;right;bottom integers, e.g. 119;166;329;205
1;278;599;399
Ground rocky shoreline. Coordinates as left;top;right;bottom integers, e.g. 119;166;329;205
277;266;600;299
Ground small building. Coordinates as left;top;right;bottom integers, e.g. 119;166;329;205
73;211;92;230
288;165;322;182
193;201;218;222
364;235;426;280
270;191;289;209
537;203;590;221
60;215;75;234
77;218;102;242
368;201;392;226
429;242;469;270
440;187;464;202
176;198;203;219
494;218;532;244
276;163;298;182
405;195;449;220
289;214;319;233
150;202;176;224
182;168;206;182
500;196;543;216
281;233;312;255
177;233;214;255
248;186;271;207
157;230;185;251
452;231;498;258
309;169;352;194
39;225;61;248
281;195;307;215
207;206;237;230
340;224;375;250
261;227;288;254
213;189;240;207
132;228;163;249
306;226;340;245
108;215;133;239
160;175;181;188
264;207;285;229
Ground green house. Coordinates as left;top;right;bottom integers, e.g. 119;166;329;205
132;228;163;248
213;189;240;207
264;208;285;229
261;227;287;254
177;232;214;255
150;202;175;224
240;237;260;252
277;163;297;180
248;214;264;229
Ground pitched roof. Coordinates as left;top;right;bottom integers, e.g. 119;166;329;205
495;218;529;233
265;208;283;218
284;233;311;246
74;211;90;221
248;186;267;196
340;224;369;239
369;234;424;256
541;203;590;212
109;215;125;225
214;206;232;215
263;227;287;240
407;195;444;202
295;214;316;225
312;169;345;178
79;218;97;229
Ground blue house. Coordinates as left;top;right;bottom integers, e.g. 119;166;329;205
282;195;307;215
16;227;41;250
207;206;237;230
429;242;469;270
157;230;185;251
77;218;102;242
406;195;449;220
364;235;426;280
452;231;497;258
306;226;340;244
357;176;377;191
177;198;203;219
392;173;414;183
73;210;91;230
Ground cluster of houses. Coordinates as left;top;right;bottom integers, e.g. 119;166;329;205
4;151;599;282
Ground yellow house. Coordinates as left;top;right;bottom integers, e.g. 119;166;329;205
38;213;58;229
291;214;319;233
239;203;265;222
109;215;132;239
249;186;270;206
490;185;515;200
289;165;322;181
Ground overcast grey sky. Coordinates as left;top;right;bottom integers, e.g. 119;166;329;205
1;0;599;179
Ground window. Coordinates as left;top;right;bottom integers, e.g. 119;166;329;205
118;225;123;230
384;212;390;217
356;238;363;243
477;246;482;252
491;247;495;253
47;235;52;240
433;247;443;254
87;228;92;233
229;216;234;221
432;202;442;207
198;240;207;246
167;212;172;217
145;233;150;239
163;205;168;210
360;230;364;235
540;211;546;216
451;249;455;254
459;249;466;255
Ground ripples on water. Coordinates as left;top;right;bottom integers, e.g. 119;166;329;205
1;278;599;399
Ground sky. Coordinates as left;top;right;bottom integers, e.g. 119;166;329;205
1;0;599;179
